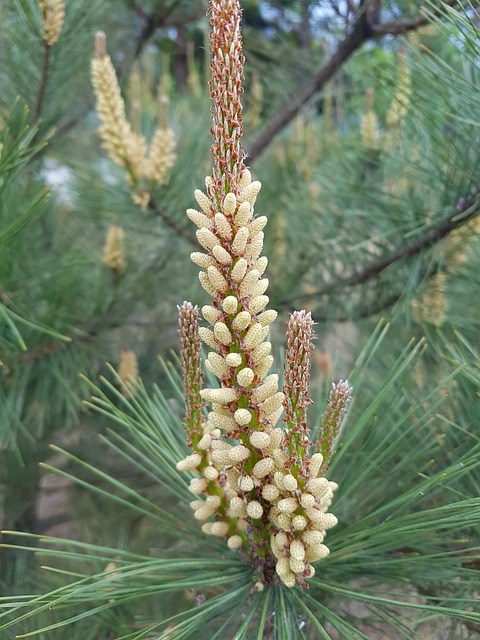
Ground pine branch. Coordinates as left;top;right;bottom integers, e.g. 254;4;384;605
374;0;462;35
2;338;70;370
247;0;372;162
366;0;381;28
280;196;480;308
148;196;197;247
298;290;402;322
328;0;348;22
49;3;181;147
132;0;181;61
166;9;206;28
247;0;458;162
346;0;358;15
373;15;428;36
55;106;91;139
128;0;148;21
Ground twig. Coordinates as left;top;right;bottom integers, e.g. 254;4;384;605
293;290;402;322
372;0;463;35
464;621;480;635
373;15;428;35
346;0;358;14
128;0;148;21
148;196;197;247
370;0;459;35
132;0;181;62
279;197;480;308
166;10;206;28
247;0;457;162
55;106;91;138
328;0;347;21
366;0;381;26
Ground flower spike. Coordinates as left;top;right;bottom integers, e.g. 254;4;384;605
282;310;315;472
208;0;246;200
177;0;345;588
178;302;205;446
39;0;65;46
317;380;352;472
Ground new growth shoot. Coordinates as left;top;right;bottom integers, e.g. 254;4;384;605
177;0;351;589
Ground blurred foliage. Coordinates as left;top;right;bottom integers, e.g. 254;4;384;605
0;0;479;637
0;331;479;638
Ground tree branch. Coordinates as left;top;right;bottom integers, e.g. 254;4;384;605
346;0;358;15
373;15;428;35
372;0;459;36
247;0;456;162
328;0;347;22
307;290;402;323
148;196;197;247
247;0;372;162
366;0;381;27
132;0;181;62
128;0;148;21
165;9;206;28
279;196;480;308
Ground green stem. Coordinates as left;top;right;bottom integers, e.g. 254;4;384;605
34;43;51;126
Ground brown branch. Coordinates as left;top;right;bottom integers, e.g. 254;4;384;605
366;0;381;27
165;9;206;28
373;15;428;35
132;0;181;62
55;106;92;139
346;0;358;14
464;621;480;635
247;0;457;163
247;0;372;163
128;0;148;21
148;196;197;247
279;196;480;308
0;312;178;368
1;332;83;369
373;0;460;34
308;290;402;323
328;0;347;21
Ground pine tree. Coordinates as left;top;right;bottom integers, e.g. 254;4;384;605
0;1;479;638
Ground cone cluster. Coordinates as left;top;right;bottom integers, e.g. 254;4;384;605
175;0;349;588
102;224;126;274
91;32;176;190
177;172;339;587
39;0;65;46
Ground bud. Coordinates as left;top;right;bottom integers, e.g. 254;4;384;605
40;0;65;46
102;225;126;274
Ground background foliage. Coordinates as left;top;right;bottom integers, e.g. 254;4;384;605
0;0;479;638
